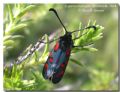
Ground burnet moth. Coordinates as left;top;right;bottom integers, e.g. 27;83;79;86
42;8;96;84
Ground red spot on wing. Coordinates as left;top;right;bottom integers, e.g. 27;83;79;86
44;63;48;70
54;42;59;51
56;71;64;78
49;57;53;63
60;63;65;68
60;71;64;76
66;48;71;56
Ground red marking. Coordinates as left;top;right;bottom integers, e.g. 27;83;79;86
56;71;64;77
60;63;65;68
49;57;53;63
66;48;71;56
54;42;59;51
61;71;64;75
45;63;48;70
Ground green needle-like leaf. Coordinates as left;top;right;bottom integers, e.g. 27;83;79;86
39;34;49;63
7;4;14;23
70;58;84;66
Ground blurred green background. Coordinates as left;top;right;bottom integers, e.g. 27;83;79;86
4;4;118;90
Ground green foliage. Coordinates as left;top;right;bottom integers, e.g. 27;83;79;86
4;4;36;59
4;4;53;90
4;20;103;90
81;68;117;90
4;4;36;34
4;64;52;90
4;64;23;90
4;4;118;91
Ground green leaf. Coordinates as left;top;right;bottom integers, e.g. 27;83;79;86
11;35;24;39
86;28;95;41
4;35;24;41
93;26;104;37
31;69;39;81
4;40;15;46
81;47;98;52
3;35;12;41
70;58;84;66
34;51;40;62
16;5;36;20
93;20;96;25
7;23;27;34
92;35;103;41
87;19;91;26
72;47;98;53
74;22;82;46
39;34;49;63
11;63;17;78
78;22;82;36
7;4;14;23
20;19;33;24
42;34;49;56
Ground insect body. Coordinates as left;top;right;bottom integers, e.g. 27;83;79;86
42;32;73;83
42;8;96;84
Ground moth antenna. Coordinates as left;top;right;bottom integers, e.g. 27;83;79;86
71;26;96;33
49;8;67;33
